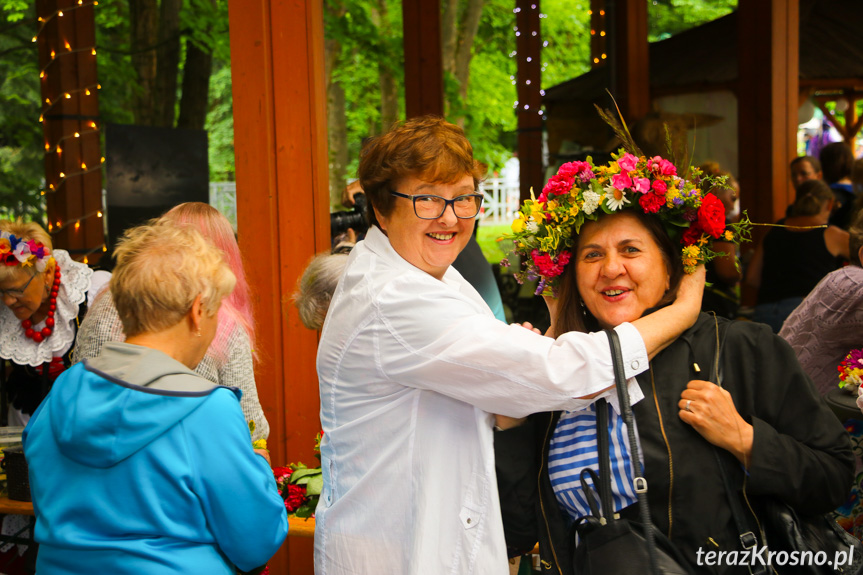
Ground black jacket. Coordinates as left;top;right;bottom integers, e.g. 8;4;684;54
495;314;854;575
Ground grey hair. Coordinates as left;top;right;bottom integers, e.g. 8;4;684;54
293;250;351;330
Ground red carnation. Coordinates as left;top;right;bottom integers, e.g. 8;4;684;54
284;484;308;513
651;179;667;195
681;225;704;246
697;193;726;238
638;192;665;214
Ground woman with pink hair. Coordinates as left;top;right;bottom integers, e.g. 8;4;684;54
74;203;268;441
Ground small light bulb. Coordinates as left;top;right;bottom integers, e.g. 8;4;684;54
48;223;53;230
74;132;80;137
74;221;80;230
600;31;605;37
97;211;103;218
85;89;90;95
64;41;71;50
44;143;50;151
59;172;65;178
32;37;37;43
57;147;62;154
65;93;71;99
40;71;45;79
81;162;87;169
45;98;51;105
41;191;46;196
83;256;88;264
599;10;605;16
56;221;62;228
50;50;55;58
100;157;105;163
102;245;107;252
58;10;64;16
91;48;96;55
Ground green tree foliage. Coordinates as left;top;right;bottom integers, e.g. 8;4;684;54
648;0;737;41
0;2;43;218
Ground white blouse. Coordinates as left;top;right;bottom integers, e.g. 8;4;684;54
315;226;648;575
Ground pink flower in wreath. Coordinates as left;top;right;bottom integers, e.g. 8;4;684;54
617;153;638;173
611;173;632;191
540;174;574;202
651;179;667;195
633;177;651;194
659;158;677;176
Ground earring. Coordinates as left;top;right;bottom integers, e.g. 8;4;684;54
196;329;202;337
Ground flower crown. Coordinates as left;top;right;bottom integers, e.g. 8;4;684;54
501;150;750;296
0;231;55;273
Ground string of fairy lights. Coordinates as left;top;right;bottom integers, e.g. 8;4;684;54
510;4;548;118
34;0;107;261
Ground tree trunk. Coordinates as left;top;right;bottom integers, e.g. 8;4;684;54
154;0;182;127
177;39;213;130
373;0;398;131
455;0;484;101
128;0;158;125
441;0;458;75
325;1;347;209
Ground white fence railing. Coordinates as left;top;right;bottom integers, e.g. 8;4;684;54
208;178;521;229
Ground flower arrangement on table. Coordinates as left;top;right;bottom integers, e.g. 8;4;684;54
838;348;863;389
501;149;750;297
272;431;323;519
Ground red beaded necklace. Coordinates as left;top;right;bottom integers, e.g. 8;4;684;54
21;265;61;344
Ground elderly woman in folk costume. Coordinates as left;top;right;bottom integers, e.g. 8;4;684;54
0;220;109;425
495;136;854;574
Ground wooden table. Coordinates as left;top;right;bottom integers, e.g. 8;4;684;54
288;516;315;538
0;496;33;516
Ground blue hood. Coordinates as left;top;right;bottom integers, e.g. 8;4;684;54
40;344;239;468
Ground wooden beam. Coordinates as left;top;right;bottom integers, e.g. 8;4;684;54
609;0;649;120
36;0;104;264
516;0;543;203
228;0;329;572
403;0;443;117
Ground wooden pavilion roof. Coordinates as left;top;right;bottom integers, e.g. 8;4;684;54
544;0;863;104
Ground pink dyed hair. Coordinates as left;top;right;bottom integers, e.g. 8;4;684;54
162;202;255;355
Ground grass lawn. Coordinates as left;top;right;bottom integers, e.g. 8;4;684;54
476;223;512;265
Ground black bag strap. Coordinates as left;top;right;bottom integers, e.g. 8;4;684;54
705;317;768;575
604;328;661;575
594;398;614;519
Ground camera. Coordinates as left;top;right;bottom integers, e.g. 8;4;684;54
330;193;369;245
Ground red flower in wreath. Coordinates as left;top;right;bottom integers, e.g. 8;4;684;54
638;192;665;214
697;193;726;239
681;225;705;247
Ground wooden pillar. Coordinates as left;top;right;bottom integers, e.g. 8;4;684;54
609;0;649;120
403;0;443;117
737;0;799;227
516;0;543;203
228;0;329;572
36;0;104;264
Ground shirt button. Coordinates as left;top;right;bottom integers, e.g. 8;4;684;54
631;360;640;370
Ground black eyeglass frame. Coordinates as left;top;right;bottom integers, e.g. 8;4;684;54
0;274;36;299
389;190;484;220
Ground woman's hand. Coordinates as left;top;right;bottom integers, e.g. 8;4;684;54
254;448;272;466
513;321;542;335
673;264;706;321
678;380;753;467
494;414;527;431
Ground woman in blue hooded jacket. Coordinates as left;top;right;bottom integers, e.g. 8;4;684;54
23;221;288;575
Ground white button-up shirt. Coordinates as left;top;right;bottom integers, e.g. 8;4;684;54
315;226;648;575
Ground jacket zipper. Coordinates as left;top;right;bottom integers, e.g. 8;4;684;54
649;364;675;539
538;415;564;574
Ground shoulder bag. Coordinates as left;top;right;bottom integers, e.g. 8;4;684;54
572;329;693;575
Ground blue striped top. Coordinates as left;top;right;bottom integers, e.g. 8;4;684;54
548;401;642;522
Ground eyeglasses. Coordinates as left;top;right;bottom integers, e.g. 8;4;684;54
390;190;484;220
0;274;35;299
